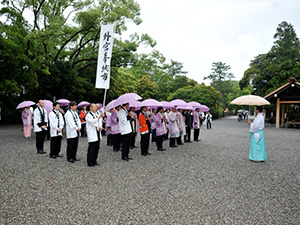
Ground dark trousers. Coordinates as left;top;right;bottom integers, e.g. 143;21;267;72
164;130;169;140
207;120;211;129
46;125;50;140
194;129;200;141
121;133;131;159
156;135;164;149
140;133;150;155
36;130;46;152
177;136;183;144
113;133;121;151
66;136;79;160
87;132;100;166
130;132;137;147
107;133;113;146
50;136;62;156
81;123;86;137
151;129;157;142
184;127;191;142
170;137;176;147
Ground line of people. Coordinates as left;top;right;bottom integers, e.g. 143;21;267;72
28;100;209;167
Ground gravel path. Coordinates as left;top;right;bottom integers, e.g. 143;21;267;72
1;117;299;224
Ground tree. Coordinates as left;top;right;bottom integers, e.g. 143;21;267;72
204;62;235;111
136;74;158;99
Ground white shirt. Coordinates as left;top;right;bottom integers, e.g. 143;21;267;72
250;113;264;133
118;107;132;135
206;114;212;121
65;110;81;139
49;110;65;137
33;107;48;132
86;112;103;143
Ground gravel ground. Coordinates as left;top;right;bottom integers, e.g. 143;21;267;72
0;116;299;224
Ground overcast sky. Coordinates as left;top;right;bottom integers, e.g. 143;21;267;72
122;0;300;84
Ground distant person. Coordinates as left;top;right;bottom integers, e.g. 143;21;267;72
168;107;180;147
177;108;185;145
184;110;193;143
80;106;87;137
270;112;274;124
155;107;167;151
138;106;152;156
65;101;81;163
129;107;138;149
111;107;121;152
193;108;201;142
248;106;267;162
49;102;64;158
21;106;33;138
34;100;48;154
206;111;212;129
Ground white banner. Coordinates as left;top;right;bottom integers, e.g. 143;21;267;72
95;24;115;89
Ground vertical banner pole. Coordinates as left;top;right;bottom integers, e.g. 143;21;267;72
103;88;107;107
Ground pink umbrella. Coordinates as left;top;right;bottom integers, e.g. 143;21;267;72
160;101;175;108
16;101;36;109
177;103;195;110
141;99;162;108
105;100;117;111
188;101;202;108
115;93;142;106
77;101;90;108
199;105;210;112
169;99;189;107
56;99;70;106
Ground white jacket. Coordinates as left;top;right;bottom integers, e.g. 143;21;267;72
33;107;48;132
49;110;65;137
118;107;132;135
65;110;81;139
86;112;103;143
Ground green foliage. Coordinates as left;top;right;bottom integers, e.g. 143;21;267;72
136;74;158;99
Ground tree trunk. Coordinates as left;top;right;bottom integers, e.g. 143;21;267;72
220;91;226;117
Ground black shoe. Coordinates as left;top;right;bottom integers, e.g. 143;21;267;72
88;164;95;167
122;157;129;161
127;157;133;160
94;163;100;166
38;151;44;154
41;150;47;154
74;158;81;161
178;143;184;145
157;148;164;151
130;146;133;149
133;146;138;148
56;154;63;158
68;159;75;163
147;153;152;155
142;153;148;156
170;145;177;148
162;148;166;151
50;155;57;159
113;149;118;152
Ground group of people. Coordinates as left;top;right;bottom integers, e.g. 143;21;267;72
21;100;212;167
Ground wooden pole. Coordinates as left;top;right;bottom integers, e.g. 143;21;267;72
276;98;280;128
281;103;285;127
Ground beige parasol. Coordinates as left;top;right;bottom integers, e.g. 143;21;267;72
230;95;270;106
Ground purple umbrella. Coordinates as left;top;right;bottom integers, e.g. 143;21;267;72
160;101;175;108
177;103;195;110
129;101;142;108
56;99;70;106
115;93;142;107
16;101;36;109
169;99;189;107
199;105;210;112
77;101;90;108
141;99;162;108
188;101;202;108
105;100;117;111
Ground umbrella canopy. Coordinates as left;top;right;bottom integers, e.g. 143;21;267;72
77;101;90;108
16;101;36;109
56;99;70;106
129;101;142;108
177;103;195;110
141;99;162;108
199;105;210;112
169;99;189;107
230;95;270;106
188;101;202;108
114;93;142;106
105;100;117;111
160;101;175;108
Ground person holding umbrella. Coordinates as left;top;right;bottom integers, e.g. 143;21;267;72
155;106;167;151
21;106;33;138
248;106;267;162
34;100;48;154
138;106;152;156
